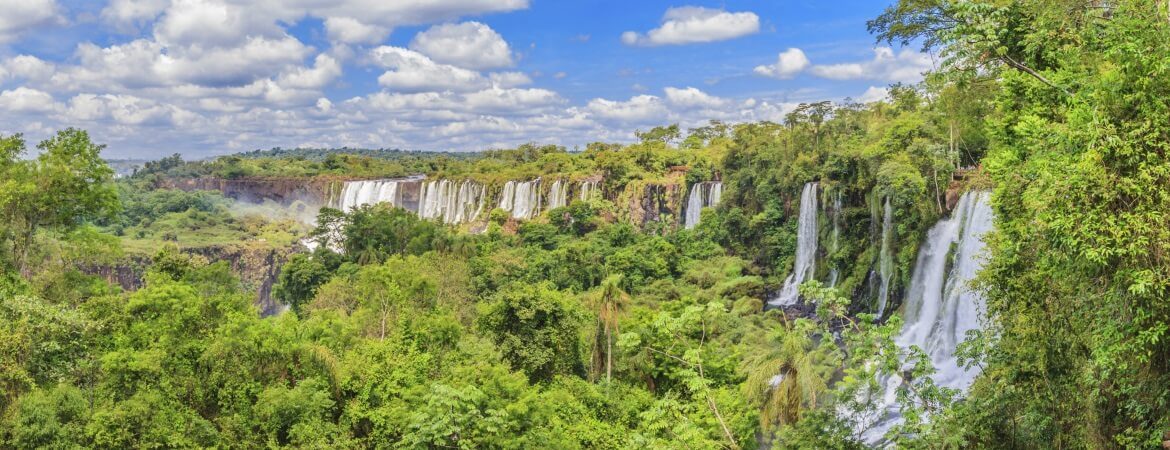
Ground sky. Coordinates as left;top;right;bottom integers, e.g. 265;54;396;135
0;0;935;159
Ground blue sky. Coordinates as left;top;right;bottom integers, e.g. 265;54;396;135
0;0;934;158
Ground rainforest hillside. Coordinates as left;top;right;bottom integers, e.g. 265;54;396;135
2;1;1169;449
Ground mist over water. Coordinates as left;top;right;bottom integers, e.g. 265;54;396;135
860;191;995;444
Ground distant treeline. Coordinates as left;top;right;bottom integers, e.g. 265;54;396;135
233;147;484;161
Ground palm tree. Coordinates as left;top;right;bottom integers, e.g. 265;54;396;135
743;319;831;432
591;275;629;383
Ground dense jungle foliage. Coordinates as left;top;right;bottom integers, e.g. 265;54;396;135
2;0;1169;448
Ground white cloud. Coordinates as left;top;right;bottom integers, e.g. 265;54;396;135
410;21;513;70
100;0;169;31
856;86;890;103
488;71;532;88
277;54;342;90
810;47;934;83
3;55;54;80
370;46;486;92
623;6;759;46
754;48;810;79
0;0;61;42
0;87;57;113
324;17;389;44
153;0;279;48
65;93;187;126
588;95;668;123
154;36;313;87
664;86;726;109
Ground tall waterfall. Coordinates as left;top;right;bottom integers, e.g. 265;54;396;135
337;176;424;212
419;179;486;225
876;197;895;317
683;181;723;229
860;191;994;443
499;179;542;219
547;179;570;210
770;182;819;306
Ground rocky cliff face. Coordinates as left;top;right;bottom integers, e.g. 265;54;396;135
158;177;340;207
85;245;296;316
621;177;685;228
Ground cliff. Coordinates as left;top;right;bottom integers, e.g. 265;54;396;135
158;176;340;207
85;244;297;316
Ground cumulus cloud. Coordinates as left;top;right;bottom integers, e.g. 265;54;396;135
100;0;169;30
153;0;281;48
370;46;486;92
0;0;61;42
588;95;668;123
810;47;935;83
856;86;890;103
0;87;57;113
754;48;810;79
488;71;533;88
664;86;727;109
622;6;759;46
410;21;513;70
324;17;389;44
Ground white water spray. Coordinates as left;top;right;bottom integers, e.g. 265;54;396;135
860;191;994;444
684;181;723;229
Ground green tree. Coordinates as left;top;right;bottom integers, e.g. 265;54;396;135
478;282;585;383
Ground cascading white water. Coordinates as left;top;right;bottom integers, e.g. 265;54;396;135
684;181;724;229
337;176;426;212
419;179;486;225
547;179;570;210
579;180;598;201
876;197;895;317
338;176;482;225
770;182;819;306
859;191;994;444
499;179;542;219
684;184;705;229
499;181;516;212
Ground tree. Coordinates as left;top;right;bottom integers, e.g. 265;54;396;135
590;275;629;383
478;282;585;383
743;318;830;432
273;251;342;314
635;124;682;146
0;130;119;273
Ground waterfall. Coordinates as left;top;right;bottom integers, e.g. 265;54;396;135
337;176;425;212
547;179;570;210
683;181;724;229
419;179;486;224
338;176;481;225
684;184;704;229
876;197;895;317
499;181;516;212
860;191;994;444
499;179;542;219
770;182;819;306
579;180;598;201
